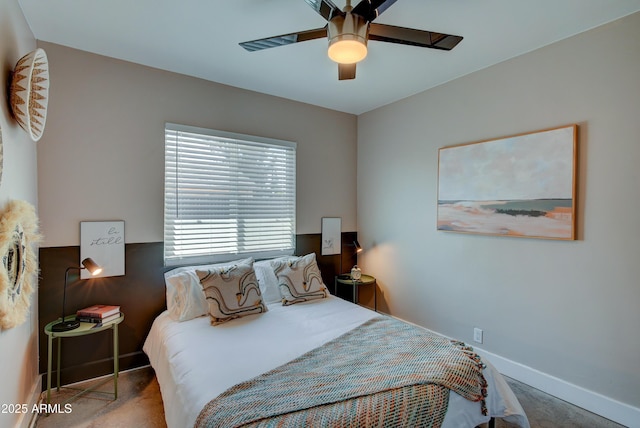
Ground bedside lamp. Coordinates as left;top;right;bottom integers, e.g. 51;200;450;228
338;240;364;276
51;258;103;332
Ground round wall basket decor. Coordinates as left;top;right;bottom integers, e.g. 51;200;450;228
0;126;3;186
10;48;50;142
0;200;42;330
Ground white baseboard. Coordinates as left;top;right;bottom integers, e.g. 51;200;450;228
475;347;639;428
15;374;42;428
384;313;639;428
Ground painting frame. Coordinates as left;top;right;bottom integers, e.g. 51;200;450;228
437;125;577;240
80;220;125;278
321;217;341;255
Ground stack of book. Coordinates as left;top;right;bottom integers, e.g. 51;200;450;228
76;304;121;324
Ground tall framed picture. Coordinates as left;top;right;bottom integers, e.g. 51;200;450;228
437;125;577;240
321;217;341;255
80;221;125;278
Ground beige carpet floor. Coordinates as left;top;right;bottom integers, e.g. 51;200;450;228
36;366;624;428
36;367;165;428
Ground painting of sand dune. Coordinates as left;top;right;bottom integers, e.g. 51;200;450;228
437;125;577;240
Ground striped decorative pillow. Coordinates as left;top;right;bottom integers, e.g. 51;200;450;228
196;262;267;325
272;253;328;306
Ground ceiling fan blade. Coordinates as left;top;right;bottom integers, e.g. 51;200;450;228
240;27;328;52
338;63;356;80
304;0;344;21
369;23;463;50
352;0;398;22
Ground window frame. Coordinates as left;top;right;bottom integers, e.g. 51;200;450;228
164;123;296;266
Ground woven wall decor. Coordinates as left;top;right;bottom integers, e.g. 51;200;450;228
0;200;42;330
0;126;3;186
9;48;49;142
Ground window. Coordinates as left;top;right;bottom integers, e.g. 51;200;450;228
164;123;296;266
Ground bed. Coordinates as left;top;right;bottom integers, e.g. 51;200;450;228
143;255;530;428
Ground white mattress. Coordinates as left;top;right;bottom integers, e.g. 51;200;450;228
143;295;529;428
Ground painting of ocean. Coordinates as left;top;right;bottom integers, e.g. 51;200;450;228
437;199;573;238
437;126;577;240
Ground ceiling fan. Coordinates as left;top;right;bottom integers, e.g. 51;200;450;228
239;0;463;80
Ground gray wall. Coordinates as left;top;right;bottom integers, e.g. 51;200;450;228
0;1;39;427
358;12;640;424
37;41;358;247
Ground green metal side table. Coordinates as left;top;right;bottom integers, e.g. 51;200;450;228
44;313;124;405
335;274;376;311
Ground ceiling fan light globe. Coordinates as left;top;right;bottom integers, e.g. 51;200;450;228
327;11;369;65
328;39;367;64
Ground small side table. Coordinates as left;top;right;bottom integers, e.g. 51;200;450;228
335;274;376;310
44;313;124;405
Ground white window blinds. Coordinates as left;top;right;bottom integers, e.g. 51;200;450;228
164;123;296;266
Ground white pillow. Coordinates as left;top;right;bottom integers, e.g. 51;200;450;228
253;260;283;304
165;258;253;321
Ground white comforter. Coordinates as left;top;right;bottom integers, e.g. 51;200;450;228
143;295;529;428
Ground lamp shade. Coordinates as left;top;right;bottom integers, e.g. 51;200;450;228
82;258;102;276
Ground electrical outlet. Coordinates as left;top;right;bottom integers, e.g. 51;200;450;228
473;327;483;344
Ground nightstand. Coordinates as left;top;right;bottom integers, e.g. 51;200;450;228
335;274;376;310
44;313;124;404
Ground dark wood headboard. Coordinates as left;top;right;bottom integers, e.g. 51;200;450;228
38;232;358;388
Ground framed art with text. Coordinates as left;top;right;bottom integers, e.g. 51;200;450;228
80;221;125;278
437;125;577;240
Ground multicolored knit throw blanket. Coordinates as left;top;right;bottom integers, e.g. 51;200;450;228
195;316;488;428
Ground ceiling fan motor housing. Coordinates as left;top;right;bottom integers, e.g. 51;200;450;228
239;1;463;80
327;12;369;64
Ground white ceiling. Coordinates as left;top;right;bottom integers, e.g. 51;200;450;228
17;0;640;115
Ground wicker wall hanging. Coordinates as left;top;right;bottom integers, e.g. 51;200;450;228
0;126;3;186
0;200;42;330
9;48;49;142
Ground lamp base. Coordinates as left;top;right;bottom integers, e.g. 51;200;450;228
51;319;80;332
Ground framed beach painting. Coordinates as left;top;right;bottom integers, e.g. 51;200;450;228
437;125;577;240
